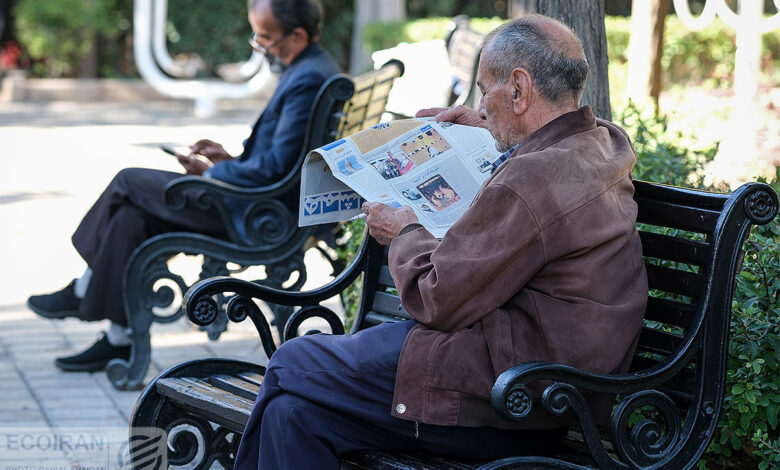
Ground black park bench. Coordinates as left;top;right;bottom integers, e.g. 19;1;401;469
106;59;404;391
130;180;778;469
445;15;485;109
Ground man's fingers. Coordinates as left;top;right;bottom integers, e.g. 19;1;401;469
415;107;448;118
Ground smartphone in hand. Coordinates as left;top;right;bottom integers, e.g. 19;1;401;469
160;145;185;158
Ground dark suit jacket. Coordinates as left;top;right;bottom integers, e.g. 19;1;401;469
209;42;340;189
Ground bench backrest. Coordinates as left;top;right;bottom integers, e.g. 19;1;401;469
444;15;484;109
214;60;404;246
263;59;406;201
349;181;778;430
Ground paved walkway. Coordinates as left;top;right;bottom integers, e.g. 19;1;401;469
0;99;341;467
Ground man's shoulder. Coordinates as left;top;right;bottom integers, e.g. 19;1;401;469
288;43;341;83
491;127;636;225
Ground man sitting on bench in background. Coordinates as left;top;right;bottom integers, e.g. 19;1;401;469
27;0;339;372
233;14;648;469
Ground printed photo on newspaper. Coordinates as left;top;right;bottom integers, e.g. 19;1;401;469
299;119;501;238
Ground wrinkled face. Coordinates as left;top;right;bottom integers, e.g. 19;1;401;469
476;51;517;153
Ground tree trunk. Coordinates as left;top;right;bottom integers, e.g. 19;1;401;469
508;0;535;17
533;0;612;120
350;0;405;74
626;0;669;112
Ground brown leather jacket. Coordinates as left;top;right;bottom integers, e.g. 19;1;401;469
388;106;648;429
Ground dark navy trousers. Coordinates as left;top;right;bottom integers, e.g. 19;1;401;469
233;320;566;470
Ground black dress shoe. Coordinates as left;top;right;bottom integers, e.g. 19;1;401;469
55;334;131;372
27;280;82;320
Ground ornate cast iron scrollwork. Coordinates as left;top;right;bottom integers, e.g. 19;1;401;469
199;257;230;341
502;384;533;420
243;199;298;247
143;254;189;324
541;383;626;469
266;255;307;292
744;187;779;224
164;417;238;470
191;295;219;325
225;295;278;359
282;305;345;342
610;390;681;468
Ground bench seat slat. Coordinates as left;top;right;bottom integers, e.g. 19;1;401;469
208;374;261;400
342;450;480;470
372;292;410;318
238;372;264;386
363;311;408;327
156;377;253;431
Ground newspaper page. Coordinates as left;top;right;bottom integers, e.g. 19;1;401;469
300;119;501;238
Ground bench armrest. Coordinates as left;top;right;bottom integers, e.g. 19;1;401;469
490;352;700;423
183;231;375;355
164;175;303;246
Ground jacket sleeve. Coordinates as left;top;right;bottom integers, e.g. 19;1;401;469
388;183;546;332
208;79;321;187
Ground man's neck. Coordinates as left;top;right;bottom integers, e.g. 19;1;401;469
519;101;578;142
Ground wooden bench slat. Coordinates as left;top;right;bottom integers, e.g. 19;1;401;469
342;450;479;470
645;264;704;299
643;296;698;330
378;266;395;288
638;231;710;266
372;292;410;318
156;377;252;431
208;374;261;400
238;371;264;386
636;327;684;356
363;311;410;327
636;198;720;233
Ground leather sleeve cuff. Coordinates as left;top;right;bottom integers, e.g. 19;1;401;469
398;223;424;237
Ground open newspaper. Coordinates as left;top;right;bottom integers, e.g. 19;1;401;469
299;119;500;238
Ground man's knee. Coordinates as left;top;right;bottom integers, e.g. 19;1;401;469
112;167;145;185
267;335;320;371
262;393;317;432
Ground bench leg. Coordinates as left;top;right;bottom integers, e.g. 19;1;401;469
106;327;151;391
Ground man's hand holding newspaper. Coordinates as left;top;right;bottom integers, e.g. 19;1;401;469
299;108;500;239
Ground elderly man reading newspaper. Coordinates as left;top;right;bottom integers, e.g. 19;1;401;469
234;14;648;469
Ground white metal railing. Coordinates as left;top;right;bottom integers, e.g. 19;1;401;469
134;0;272;117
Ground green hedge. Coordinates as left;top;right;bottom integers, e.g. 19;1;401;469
606;15;780;88
363;15;780;90
165;0;251;76
14;0;132;77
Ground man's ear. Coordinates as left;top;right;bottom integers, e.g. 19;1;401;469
510;67;532;115
291;27;309;45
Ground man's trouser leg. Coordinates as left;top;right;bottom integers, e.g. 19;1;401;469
71;167;227;325
234;320;565;470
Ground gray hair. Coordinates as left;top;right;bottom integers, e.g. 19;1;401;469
484;15;589;105
248;0;323;42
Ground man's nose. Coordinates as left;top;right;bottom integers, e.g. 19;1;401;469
477;98;487;120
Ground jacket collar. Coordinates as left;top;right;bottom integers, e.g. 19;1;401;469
512;105;596;157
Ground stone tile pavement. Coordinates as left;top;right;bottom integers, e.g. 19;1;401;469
0;99;342;467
